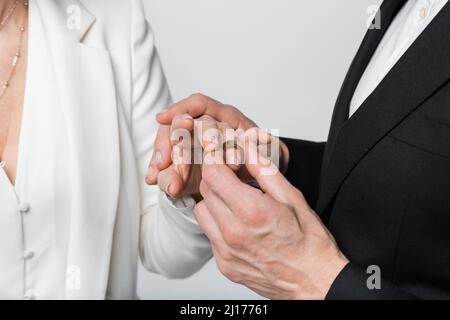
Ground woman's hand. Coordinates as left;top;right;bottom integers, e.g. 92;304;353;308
153;114;231;199
146;94;289;199
149;113;266;199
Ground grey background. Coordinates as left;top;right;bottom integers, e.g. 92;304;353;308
138;0;382;300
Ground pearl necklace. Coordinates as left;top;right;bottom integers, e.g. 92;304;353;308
0;1;20;29
0;1;28;165
0;1;28;101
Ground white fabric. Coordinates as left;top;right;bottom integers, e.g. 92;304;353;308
349;0;448;117
0;1;71;299
0;0;211;300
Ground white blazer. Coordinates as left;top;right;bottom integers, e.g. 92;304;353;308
34;0;211;299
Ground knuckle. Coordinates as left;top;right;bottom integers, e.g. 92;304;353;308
226;104;239;114
223;226;244;248
242;206;267;226
172;113;185;122
217;262;230;277
227;105;254;126
228;105;242;119
198;114;215;123
228;272;242;284
172;114;192;128
190;92;204;99
292;187;306;201
190;93;209;105
217;262;239;282
291;188;309;209
170;127;190;142
219;248;233;263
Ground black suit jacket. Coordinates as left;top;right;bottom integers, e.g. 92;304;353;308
283;0;450;299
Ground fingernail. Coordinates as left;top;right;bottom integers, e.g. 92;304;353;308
166;184;173;197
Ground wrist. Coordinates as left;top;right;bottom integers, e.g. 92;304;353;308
315;254;349;300
294;253;349;300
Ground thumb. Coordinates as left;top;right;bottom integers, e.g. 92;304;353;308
157;165;185;199
244;137;309;209
146;125;173;185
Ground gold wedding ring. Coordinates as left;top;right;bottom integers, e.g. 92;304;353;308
223;139;239;150
223;139;244;153
223;139;244;162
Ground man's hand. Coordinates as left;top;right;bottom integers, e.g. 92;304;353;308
194;138;348;300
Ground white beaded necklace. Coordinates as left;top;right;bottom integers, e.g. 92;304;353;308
0;1;28;100
0;0;20;29
0;1;28;166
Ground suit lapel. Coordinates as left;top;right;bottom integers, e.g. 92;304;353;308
317;2;450;214
36;0;121;299
322;0;408;170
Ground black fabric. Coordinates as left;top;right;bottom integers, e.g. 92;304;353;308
283;1;450;299
281;138;325;208
325;263;417;300
321;0;408;181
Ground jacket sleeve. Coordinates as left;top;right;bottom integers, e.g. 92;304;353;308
326;263;418;300
282;139;418;299
281;138;326;208
130;0;211;279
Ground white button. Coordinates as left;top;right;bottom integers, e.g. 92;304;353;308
24;291;36;300
18;202;30;213
419;7;428;20
24;251;35;260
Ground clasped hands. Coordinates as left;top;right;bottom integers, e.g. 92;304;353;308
146;94;349;300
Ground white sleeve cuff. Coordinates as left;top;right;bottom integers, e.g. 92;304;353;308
157;191;204;234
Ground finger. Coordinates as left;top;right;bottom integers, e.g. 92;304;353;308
170;113;194;146
242;127;273;145
195;199;256;274
194;201;224;245
199;180;238;232
146;125;172;185
157;165;185;199
195;115;223;153
219;122;243;172
202;162;262;213
157;94;256;130
161;143;194;198
244;137;308;209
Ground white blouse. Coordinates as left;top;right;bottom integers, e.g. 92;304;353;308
0;1;70;299
0;0;210;300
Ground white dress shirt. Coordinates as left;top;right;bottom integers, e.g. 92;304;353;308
0;0;210;300
350;0;448;117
